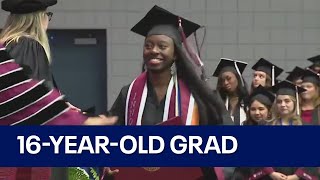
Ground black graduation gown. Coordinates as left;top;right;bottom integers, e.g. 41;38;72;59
5;37;55;89
108;82;169;126
106;82;219;180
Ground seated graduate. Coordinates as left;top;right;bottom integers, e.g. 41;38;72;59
250;58;283;93
270;80;306;126
213;58;249;125
242;85;275;125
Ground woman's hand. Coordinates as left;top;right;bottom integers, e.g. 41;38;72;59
269;172;287;180
286;175;299;180
83;115;118;125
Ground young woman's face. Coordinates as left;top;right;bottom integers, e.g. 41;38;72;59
276;95;295;117
252;71;267;88
301;82;318;100
249;100;269;122
143;35;176;73
220;72;238;93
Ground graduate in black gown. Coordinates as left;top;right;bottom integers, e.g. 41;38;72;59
108;5;231;127
213;58;249;125
250;58;283;93
242;85;275;125
106;5;231;180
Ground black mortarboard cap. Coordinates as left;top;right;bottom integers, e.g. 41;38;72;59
307;55;320;66
252;58;283;86
285;66;305;82
2;0;57;14
301;69;320;86
272;80;306;97
213;58;247;77
131;5;201;45
249;85;275;107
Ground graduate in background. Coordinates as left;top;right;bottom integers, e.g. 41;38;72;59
270;80;305;126
232;87;275;179
300;69;320;125
233;84;318;180
107;5;230;180
213;58;249;125
242;85;275;125
286;66;305;87
250;58;283;93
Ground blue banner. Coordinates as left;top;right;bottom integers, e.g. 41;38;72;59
0;126;319;167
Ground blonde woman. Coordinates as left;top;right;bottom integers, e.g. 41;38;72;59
271;80;305;126
0;0;117;179
0;0;55;89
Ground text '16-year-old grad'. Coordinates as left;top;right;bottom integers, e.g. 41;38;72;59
17;135;238;155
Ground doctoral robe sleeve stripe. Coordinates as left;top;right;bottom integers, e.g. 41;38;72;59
0;82;48;117
0;69;30;91
0;48;12;63
14;100;68;125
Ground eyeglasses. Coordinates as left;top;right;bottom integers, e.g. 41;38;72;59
46;12;53;21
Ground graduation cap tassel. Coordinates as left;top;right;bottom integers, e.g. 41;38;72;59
295;85;300;116
272;65;275;86
178;17;204;67
174;73;180;117
234;61;245;86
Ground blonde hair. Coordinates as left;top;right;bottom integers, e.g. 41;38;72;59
0;11;51;62
270;95;303;125
311;84;320;107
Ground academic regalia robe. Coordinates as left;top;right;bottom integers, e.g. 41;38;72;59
106;81;221;180
5;37;55;89
0;42;87;180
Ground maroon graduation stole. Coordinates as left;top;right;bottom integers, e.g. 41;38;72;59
125;72;198;126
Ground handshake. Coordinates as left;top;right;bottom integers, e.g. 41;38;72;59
67;102;118;126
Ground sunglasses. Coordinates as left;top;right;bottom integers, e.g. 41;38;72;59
46;12;53;21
